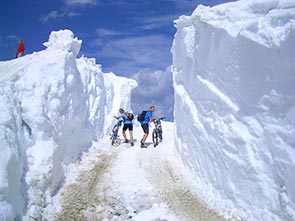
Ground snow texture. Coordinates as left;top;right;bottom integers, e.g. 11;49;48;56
172;0;295;220
0;0;295;220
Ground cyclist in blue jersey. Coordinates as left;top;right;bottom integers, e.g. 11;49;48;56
114;108;134;146
140;106;155;148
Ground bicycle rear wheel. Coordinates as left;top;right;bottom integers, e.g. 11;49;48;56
112;138;121;147
152;129;158;147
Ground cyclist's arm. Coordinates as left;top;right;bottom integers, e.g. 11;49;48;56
114;113;126;120
145;111;153;123
114;115;120;120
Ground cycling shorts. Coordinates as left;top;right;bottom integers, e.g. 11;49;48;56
141;124;149;134
123;124;133;131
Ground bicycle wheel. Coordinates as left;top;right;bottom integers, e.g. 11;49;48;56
158;129;163;142
111;128;120;147
152;129;158;147
112;137;121;147
111;134;117;146
111;136;115;145
111;125;118;145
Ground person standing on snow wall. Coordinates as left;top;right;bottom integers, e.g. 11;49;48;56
140;106;155;148
15;38;25;58
114;108;134;146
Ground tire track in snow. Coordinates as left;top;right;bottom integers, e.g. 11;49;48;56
146;156;226;221
52;149;116;221
137;123;227;221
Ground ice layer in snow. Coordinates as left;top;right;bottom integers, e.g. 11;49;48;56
172;0;295;220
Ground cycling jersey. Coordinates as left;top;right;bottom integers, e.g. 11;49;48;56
121;112;132;124
141;111;152;125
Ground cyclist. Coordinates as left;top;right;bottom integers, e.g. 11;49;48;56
114;108;134;146
140;106;155;148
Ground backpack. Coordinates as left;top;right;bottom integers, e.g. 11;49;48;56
126;112;134;121
137;110;147;122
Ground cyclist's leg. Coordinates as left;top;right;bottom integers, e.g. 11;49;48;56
129;124;134;145
141;124;149;147
122;124;128;142
142;133;148;143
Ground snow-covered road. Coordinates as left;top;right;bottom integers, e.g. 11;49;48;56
45;121;226;221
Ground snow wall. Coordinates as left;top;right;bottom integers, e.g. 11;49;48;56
171;0;295;220
0;30;137;220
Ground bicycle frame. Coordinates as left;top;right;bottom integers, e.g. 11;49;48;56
110;119;123;146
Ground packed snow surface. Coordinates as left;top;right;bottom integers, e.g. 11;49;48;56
43;122;227;221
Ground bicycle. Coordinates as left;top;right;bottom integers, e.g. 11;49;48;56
110;119;123;146
152;117;165;147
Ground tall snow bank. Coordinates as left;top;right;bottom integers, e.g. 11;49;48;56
103;72;138;134
43;29;82;57
0;30;136;220
172;0;295;220
0;82;25;220
76;56;106;138
15;30;98;220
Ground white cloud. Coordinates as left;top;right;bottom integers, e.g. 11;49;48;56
165;0;199;9
39;9;83;23
67;11;81;17
131;14;177;31
98;1;151;8
130;67;174;121
39;10;67;23
95;28;124;37
64;0;99;7
92;34;171;67
103;61;144;79
40;0;100;23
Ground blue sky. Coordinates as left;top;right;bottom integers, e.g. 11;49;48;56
1;0;234;120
